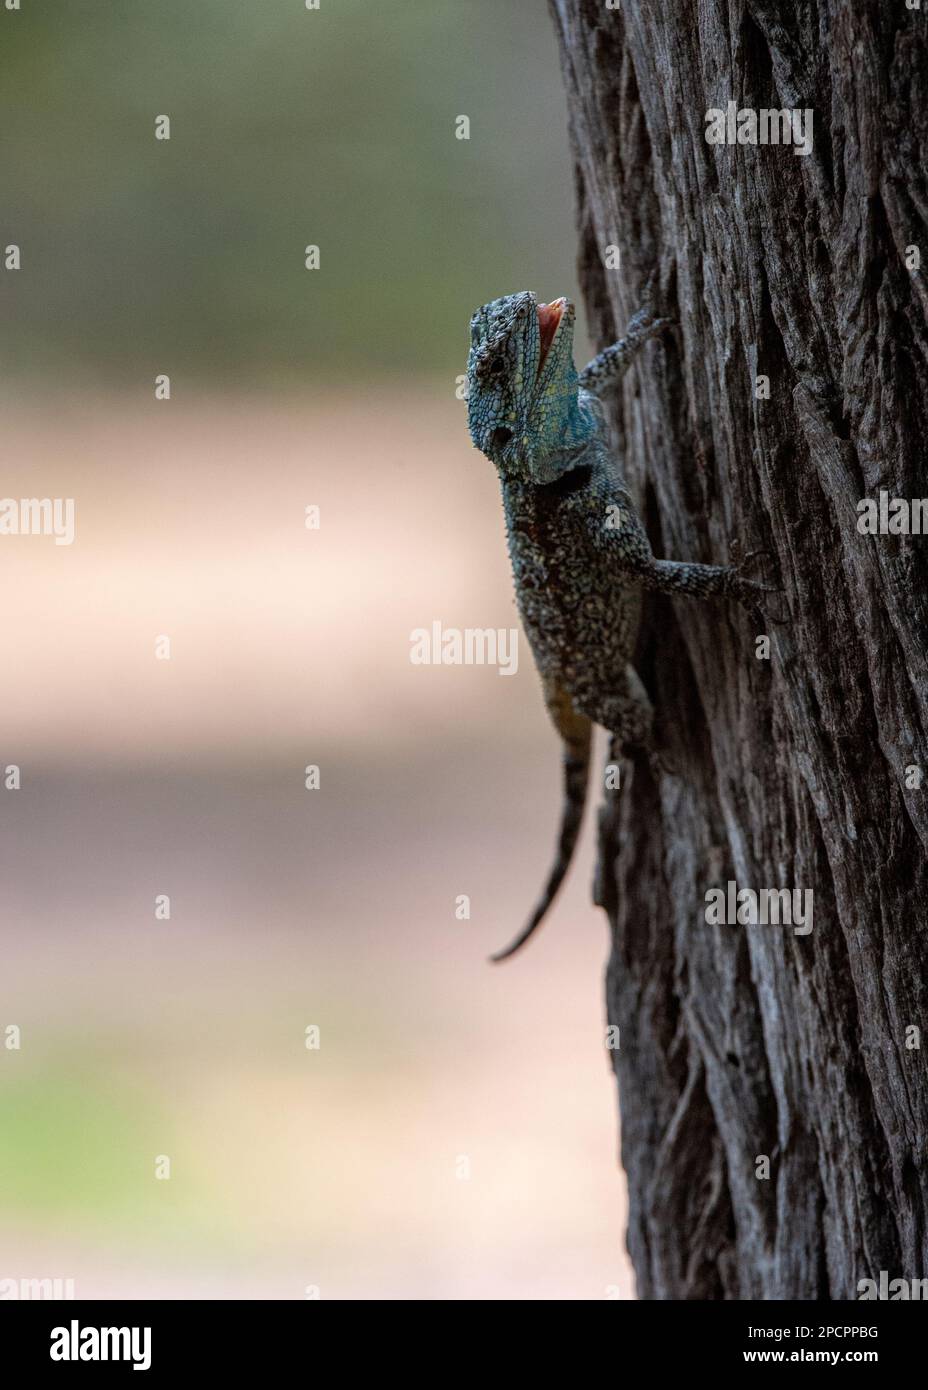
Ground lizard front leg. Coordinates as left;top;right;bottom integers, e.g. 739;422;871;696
605;492;775;609
578;305;674;397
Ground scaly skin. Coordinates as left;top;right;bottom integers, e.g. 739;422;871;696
466;289;773;962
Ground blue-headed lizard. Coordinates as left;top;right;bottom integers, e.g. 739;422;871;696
466;290;774;961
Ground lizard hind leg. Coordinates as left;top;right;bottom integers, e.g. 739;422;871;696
586;663;680;778
587;664;654;755
599;666;679;779
490;680;593;963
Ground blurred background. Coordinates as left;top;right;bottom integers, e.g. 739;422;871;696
0;0;631;1298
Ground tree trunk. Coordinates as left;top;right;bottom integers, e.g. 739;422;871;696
548;0;928;1299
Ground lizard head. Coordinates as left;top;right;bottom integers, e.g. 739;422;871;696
466;291;579;481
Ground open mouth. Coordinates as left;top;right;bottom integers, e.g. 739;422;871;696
536;298;566;375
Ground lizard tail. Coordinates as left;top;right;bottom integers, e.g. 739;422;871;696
490;683;592;963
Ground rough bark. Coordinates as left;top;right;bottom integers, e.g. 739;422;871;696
549;0;928;1299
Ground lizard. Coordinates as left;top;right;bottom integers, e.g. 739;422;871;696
465;288;774;962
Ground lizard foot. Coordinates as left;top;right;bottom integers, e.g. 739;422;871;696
728;541;787;623
626;271;676;341
625;305;676;344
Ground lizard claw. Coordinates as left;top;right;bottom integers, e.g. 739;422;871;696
626;272;675;339
728;543;787;622
736;545;774;568
641;271;675;324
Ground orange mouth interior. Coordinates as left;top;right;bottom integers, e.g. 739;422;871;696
536;298;565;374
